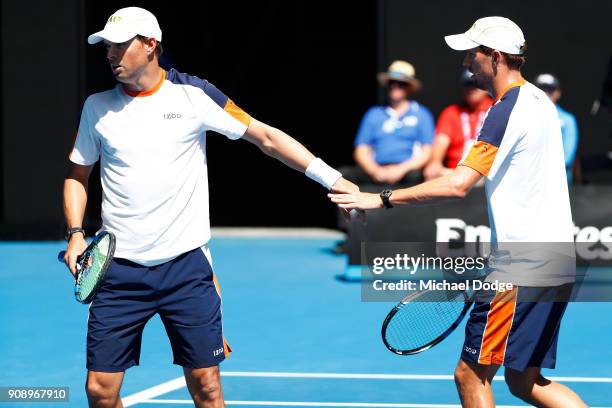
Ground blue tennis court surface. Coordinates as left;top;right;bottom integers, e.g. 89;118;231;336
1;234;611;407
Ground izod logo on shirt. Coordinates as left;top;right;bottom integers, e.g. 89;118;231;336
163;113;183;120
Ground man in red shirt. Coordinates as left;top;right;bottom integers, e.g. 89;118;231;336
424;69;493;179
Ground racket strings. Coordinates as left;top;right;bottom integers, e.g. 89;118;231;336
76;236;111;301
385;290;466;352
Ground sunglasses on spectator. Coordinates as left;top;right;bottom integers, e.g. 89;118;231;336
389;80;410;88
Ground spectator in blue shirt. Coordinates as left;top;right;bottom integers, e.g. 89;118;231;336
534;73;579;184
344;60;434;186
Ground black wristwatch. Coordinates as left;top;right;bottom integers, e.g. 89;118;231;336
65;227;85;241
380;189;393;209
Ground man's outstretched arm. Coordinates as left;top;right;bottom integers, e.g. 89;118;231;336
242;118;358;194
328;165;482;210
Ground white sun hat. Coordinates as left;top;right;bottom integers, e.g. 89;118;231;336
377;60;422;91
444;16;525;55
88;7;162;45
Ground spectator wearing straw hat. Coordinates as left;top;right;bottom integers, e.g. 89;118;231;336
534;73;579;184
424;69;493;180
343;60;435;186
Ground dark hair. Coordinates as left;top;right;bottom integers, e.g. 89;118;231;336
478;44;526;70
136;35;163;57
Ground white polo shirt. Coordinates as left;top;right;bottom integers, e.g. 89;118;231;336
70;69;251;266
460;81;575;286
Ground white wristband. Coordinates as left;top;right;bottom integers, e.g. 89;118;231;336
305;158;342;190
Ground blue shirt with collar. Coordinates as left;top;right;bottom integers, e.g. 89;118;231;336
354;101;434;165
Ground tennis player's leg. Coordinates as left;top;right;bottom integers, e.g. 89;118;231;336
456;287;518;407
86;371;124;408
86;259;158;407
157;248;230;407
454;359;498;408
184;366;224;408
505;367;586;407
501;286;586;407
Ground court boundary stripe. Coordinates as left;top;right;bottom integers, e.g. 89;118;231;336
220;371;612;382
122;371;612;406
123;377;186;407
140;400;532;407
138;400;612;408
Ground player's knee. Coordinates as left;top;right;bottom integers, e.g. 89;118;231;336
189;368;223;401
504;371;535;400
505;378;531;400
454;360;471;386
198;382;222;401
454;359;493;389
85;375;120;405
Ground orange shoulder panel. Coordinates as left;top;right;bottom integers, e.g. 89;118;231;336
224;99;251;127
460;141;499;176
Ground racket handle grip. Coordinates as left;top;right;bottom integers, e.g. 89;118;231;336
58;251;84;269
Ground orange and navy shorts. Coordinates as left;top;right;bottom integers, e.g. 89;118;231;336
461;284;572;371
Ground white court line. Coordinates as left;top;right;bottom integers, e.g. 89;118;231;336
141;400;526;407
139;400;612;408
122;371;612;407
220;371;612;383
122;377;186;407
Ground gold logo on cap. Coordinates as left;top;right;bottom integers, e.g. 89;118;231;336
108;15;122;23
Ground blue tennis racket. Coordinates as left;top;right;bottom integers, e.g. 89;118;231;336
58;231;116;304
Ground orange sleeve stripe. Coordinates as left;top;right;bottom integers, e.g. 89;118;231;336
478;288;517;365
461;141;498;176
224;98;251;127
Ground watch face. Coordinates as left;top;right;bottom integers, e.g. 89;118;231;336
380;189;393;208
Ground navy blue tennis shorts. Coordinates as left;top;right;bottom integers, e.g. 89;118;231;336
86;247;230;372
461;284;572;372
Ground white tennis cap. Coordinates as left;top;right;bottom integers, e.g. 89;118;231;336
88;7;162;45
444;16;525;55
